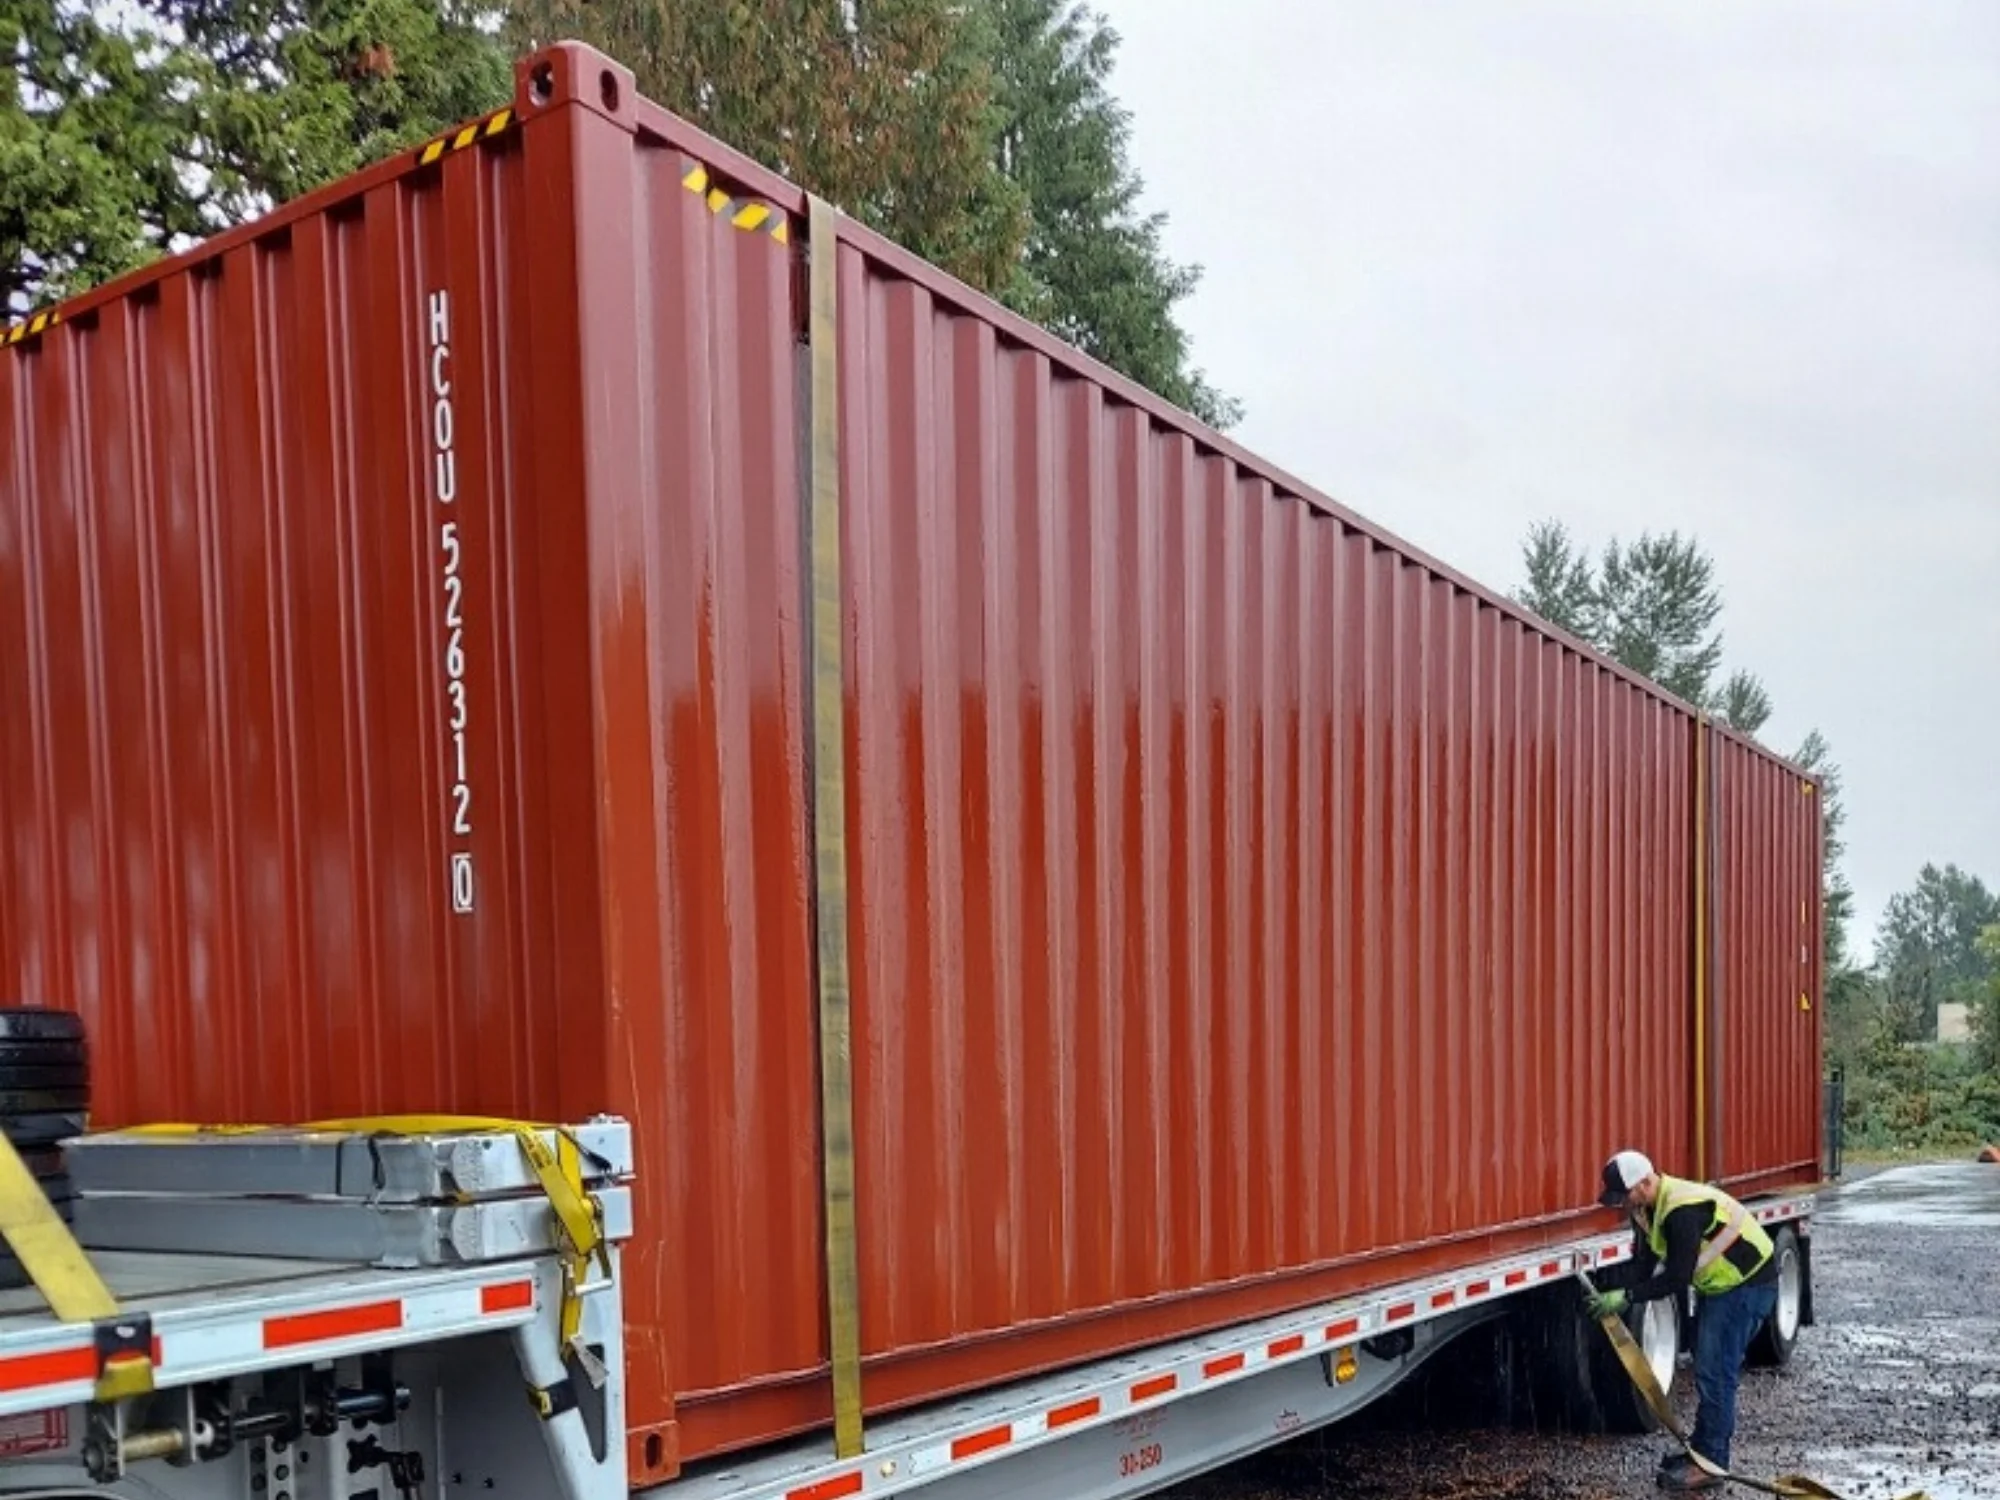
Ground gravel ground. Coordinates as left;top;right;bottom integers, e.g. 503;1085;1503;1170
1162;1163;2000;1500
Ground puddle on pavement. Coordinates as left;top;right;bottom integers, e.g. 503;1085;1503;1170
1801;1443;2000;1500
1820;1164;2000;1230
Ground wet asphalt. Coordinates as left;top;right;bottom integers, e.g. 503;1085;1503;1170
1164;1162;2000;1500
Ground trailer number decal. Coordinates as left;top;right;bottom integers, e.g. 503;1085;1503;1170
429;288;475;915
1118;1442;1164;1478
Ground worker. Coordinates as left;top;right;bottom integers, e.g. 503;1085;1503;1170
1586;1149;1779;1493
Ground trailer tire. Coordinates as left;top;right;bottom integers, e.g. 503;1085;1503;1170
0;1088;90;1117
3;1113;87;1150
0;1011;85;1045
0;1038;89;1070
1748;1226;1803;1368
1516;1292;1599;1432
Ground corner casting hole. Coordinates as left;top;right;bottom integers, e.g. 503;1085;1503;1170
643;1433;663;1470
600;70;621;112
530;62;555;105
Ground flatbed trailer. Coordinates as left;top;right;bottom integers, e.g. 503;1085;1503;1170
2;32;1829;1500
0;1124;1813;1500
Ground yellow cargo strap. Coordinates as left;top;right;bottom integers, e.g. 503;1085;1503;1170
807;193;866;1462
1693;715;1711;1183
302;1116;609;1352
0;1134;154;1402
1577;1272;1924;1500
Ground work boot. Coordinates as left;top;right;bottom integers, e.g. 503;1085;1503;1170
1657;1451;1692;1478
1657;1463;1724;1493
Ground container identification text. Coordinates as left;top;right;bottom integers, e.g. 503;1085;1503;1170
428;287;475;915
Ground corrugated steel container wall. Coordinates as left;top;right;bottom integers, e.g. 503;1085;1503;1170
1;44;1825;1485
0;59;827;1482
0;106;611;1129
828;224;1705;1389
1712;733;1824;1193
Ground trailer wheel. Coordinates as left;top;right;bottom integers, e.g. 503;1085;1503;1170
1748;1226;1803;1367
1592;1295;1681;1433
1515;1285;1677;1435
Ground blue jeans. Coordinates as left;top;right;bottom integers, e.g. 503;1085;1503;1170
1688;1280;1779;1469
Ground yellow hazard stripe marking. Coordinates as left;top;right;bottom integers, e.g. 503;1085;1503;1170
682;161;791;245
2;307;61;349
10;105;517;352
418;106;514;167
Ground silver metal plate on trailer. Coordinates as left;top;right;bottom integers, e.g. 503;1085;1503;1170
65;1118;634;1202
74;1184;635;1267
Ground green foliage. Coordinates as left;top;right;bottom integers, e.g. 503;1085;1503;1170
983;0;1239;428
1593;532;1729;707
508;0;1033;298
1873;863;2000;1043
1840;1016;2000;1153
13;0;1237;431
159;0;513;216
1515;522;1761;719
1831;874;2000;1156
1792;729;1855;972
510;0;1238;427
1513;521;1849;968
2;0;208;310
1976;924;2000;1072
5;0;512;314
1517;520;1598;640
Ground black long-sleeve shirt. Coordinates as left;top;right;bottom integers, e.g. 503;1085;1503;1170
1627;1199;1776;1304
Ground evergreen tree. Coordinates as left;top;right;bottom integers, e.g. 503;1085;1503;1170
5;0;512;313
1874;863;2000;1044
1976;925;2000;1074
3;0;207;309
1517;519;1599;640
158;0;513;216
1514;522;1771;732
983;0;1239;428
1514;521;1849;968
508;0;1032;296
1792;729;1854;972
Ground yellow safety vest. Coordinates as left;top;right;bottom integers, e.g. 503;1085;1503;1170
1646;1176;1773;1296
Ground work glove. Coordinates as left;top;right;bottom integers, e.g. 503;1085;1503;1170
1585;1288;1629;1321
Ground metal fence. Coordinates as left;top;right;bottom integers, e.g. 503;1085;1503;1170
1822;1068;1846;1180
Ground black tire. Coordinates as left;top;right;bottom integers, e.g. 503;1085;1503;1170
1513;1284;1682;1436
1515;1290;1610;1433
0;1087;90;1115
1749;1226;1804;1367
1594;1294;1683;1434
15;1146;66;1181
3;1113;88;1150
0;1062;90;1091
0;1010;85;1045
0;1039;90;1069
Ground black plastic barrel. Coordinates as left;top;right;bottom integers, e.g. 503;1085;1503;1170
0;1009;88;1291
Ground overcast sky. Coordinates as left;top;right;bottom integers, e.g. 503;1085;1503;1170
1096;0;1999;955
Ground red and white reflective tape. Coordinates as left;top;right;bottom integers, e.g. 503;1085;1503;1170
756;1198;1815;1500
0;1267;541;1417
751;1198;1811;1500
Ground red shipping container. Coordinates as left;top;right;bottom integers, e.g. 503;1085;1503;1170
0;44;1822;1486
